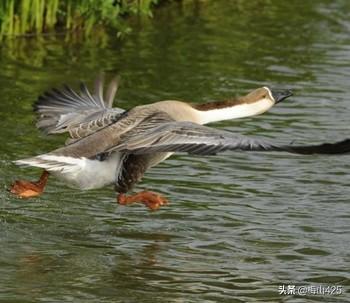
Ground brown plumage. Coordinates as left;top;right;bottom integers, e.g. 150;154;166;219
193;87;270;111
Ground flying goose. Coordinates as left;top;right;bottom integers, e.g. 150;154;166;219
10;75;350;210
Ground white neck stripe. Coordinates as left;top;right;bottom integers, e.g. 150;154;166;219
196;98;274;124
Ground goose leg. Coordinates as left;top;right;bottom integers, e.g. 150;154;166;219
9;170;49;198
117;191;168;210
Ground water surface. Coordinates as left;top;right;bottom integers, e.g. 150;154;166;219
1;0;350;302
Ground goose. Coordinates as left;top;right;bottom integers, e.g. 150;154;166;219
10;75;350;210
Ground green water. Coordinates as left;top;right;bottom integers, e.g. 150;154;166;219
1;1;350;302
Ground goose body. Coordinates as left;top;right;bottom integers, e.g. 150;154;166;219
11;75;350;209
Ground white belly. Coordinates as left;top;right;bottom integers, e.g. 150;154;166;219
16;151;173;191
49;152;123;190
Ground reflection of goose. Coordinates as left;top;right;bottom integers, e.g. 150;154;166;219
10;75;350;210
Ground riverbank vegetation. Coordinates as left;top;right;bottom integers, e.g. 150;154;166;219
0;0;161;40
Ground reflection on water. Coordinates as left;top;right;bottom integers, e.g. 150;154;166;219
1;0;350;302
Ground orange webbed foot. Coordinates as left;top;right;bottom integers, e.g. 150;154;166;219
9;180;43;198
9;171;49;199
117;191;168;211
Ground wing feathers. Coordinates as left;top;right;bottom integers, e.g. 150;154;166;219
282;139;350;155
34;75;124;136
105;76;119;108
113;121;350;156
94;74;104;106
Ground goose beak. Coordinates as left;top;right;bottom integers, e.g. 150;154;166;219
271;89;293;103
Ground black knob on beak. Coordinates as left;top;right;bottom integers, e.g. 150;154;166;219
271;89;293;103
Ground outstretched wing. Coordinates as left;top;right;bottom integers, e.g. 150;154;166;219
112;121;350;155
15;112;350;175
34;74;125;138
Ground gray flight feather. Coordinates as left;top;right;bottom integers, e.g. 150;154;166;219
34;74;125;138
112;121;350;155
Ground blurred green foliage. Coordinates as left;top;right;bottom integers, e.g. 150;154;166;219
0;0;159;40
